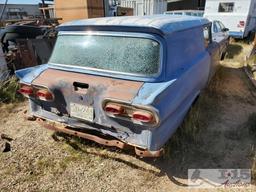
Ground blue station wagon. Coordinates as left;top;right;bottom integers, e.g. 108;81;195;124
16;15;221;157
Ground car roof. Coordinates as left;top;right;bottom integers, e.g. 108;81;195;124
59;15;209;35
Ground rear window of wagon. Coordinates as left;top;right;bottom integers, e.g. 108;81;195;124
49;34;161;76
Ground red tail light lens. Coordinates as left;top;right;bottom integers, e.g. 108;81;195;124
103;101;158;125
18;85;33;97
132;111;153;123
36;89;53;101
239;21;245;27
104;103;124;115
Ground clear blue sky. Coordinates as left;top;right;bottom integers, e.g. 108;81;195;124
0;0;53;4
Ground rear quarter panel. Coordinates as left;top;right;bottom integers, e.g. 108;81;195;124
133;28;211;150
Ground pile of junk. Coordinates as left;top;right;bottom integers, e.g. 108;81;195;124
0;18;59;77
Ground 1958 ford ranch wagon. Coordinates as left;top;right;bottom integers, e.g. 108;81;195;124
16;15;221;157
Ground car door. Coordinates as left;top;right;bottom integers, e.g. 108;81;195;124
212;21;229;57
204;24;220;80
218;21;229;55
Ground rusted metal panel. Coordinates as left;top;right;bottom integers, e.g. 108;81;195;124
16;39;37;69
37;118;163;157
32;68;143;102
15;39;55;69
37;118;128;149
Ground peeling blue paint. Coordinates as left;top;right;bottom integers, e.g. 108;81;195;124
15;64;48;84
132;79;176;105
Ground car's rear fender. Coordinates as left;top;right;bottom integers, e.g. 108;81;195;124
132;51;211;150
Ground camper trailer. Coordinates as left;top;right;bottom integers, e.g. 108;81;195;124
204;0;256;38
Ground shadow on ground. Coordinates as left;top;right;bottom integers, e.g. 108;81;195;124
56;66;256;187
226;44;243;59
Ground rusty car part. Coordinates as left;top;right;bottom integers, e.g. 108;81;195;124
17;38;55;68
33;68;144;102
37;118;128;149
5;38;56;72
135;147;163;158
1;24;57;72
36;118;163;158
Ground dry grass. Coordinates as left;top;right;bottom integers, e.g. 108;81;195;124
222;42;252;69
252;154;256;184
246;55;256;67
0;77;23;104
163;69;224;159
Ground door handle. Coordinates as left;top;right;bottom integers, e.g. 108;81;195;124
73;82;89;91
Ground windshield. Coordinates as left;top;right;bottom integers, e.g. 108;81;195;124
50;34;161;76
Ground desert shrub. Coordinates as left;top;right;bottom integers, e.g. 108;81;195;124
0;77;23;103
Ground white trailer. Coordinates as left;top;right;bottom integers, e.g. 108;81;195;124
119;0;167;16
204;0;256;38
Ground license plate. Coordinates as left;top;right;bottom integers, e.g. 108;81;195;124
70;103;94;122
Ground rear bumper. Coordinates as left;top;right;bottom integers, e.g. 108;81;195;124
36;117;163;158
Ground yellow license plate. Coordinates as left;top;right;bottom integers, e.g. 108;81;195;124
70;103;94;122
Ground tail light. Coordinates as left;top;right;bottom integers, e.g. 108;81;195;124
132;111;153;123
104;103;124;115
18;85;33;97
238;21;245;27
103;101;158;125
36;89;53;101
18;83;54;101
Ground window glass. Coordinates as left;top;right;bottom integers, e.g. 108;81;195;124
218;2;235;12
218;21;226;30
50;35;161;76
213;22;218;33
213;21;222;33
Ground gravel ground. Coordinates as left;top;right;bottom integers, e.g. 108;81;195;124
0;43;256;192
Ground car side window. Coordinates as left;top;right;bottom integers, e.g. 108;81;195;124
213;21;222;33
213;22;218;33
216;22;222;32
203;25;212;48
218;21;225;31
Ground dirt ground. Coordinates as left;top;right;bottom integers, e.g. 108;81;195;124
0;42;256;192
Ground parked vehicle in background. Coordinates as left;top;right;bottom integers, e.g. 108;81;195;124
16;15;223;157
164;10;204;17
212;20;229;60
0;21;58;73
164;11;229;60
204;0;256;39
